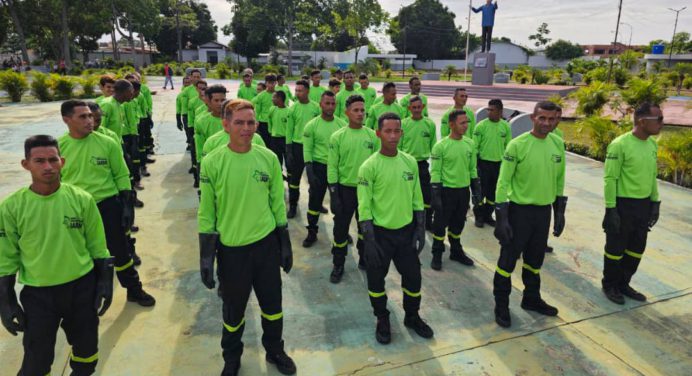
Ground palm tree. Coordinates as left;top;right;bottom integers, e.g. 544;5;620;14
443;65;456;81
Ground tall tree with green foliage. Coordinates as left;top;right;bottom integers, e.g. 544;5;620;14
0;0;30;62
333;0;386;64
224;0;278;63
545;39;583;61
528;22;551;48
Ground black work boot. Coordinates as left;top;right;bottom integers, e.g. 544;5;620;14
449;245;474;266
521;297;558;316
602;286;625;304
302;227;318;248
430;251;443;271
484;214;496;227
127;287;156;307
132;250;142;266
286;204;297;219
221;359;240;376
474;216;484;228
375;315;391;344
134;197;144;208
330;264;344;284
404;314;434;339
320;206;328;214
620;285;646;301
140;166;151;177
494;305;511;328
346;234;353;244
546;245;554;253
266;351;297;375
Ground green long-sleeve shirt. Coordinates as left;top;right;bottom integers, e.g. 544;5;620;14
187;96;207;128
357;86;377;111
473;118;512;162
237;83;257;101
140;84;153;116
0;184;109;286
195;115;224;163
357;151;424;230
604;132;660;208
309;85;327;103
431;136;478;188
96;126;120;144
287;100;321;144
122;98;140;136
175;87;188;114
302;116;346;164
496;132;566;206
276;84;294;105
58;132;131;203
365;101;406;130
99;96;125;139
201;131;265;162
327;126;379;187
399;117;437;161
180;85;198;115
198;145;286;247
441;105;476;139
268;105;291;137
335;88;359;119
399;93;429;118
251;91;274;123
553;127;564;139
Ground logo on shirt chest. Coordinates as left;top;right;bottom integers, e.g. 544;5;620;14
551;154;562;163
0;229;6;238
421;130;431;138
358;177;369;186
362;140;374;150
90;156;108;166
253;170;270;183
402;171;414;181
63;216;84;229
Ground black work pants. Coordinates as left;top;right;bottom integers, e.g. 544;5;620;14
306;162;328;230
122;135;141;182
474;159;501;220
19;270;99;376
602;198;651;289
287;143;304;206
367;223;421;317
418;160;433;224
182;115;191;144
432;187;470;253
481;26;493;52
331;185;364;265
141;116;154;152
97;196;141;289
270;136;286;171
257;122;270;148
493;203;550;307
218;233;284;363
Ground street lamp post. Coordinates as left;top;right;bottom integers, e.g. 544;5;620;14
176;0;183;63
620;22;632;49
667;7;687;68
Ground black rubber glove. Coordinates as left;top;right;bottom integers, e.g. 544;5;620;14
412;210;426;254
119;190;135;230
305;162;315;186
0;275;25;336
552;196;568;237
493;202;513;245
276;225;293;273
360;220;382;268
328;184;343;217
181;114;188;128
602;208;620;234
470;178;483;206
199;233;218;289
648;201;660;230
285;144;294;170
176;113;183;131
93;257;114;316
431;183;443;214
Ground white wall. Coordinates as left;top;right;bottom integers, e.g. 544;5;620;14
181;50;198;62
413;59;466;70
470;42;528;68
528;53;569;69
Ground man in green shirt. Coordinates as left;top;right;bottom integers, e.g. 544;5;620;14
276;74;294;105
181;69;203;162
132;73;155;157
0;135;114;376
492;101;567;328
88;102;120;144
302;91;347;247
400;96;437;230
308;70;326;103
252;74;277;146
237;72;257;101
472;99;511;228
194;85;227;174
99;79;133;141
334;70;358;119
441;88;476;139
286;80;321;218
430;110;481;270
399;77;429;118
122;79;143;190
267;90;290;171
328;79;341;95
198;99;296;376
187;79;209;186
357;112;432;345
176;76;190;140
327;95;379;283
357;74;377;112
58;99;155;306
365;82;406;130
95;74;115;105
601;102;662;305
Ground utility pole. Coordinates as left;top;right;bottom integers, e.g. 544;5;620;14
176;0;183;63
606;0;623;84
402;26;407;77
667;7;687;68
620;22;632;49
464;0;472;81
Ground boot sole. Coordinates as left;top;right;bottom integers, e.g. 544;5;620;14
602;288;626;305
495;315;511;328
127;297;156;307
376;332;391;344
266;356;297;375
520;303;558;316
404;321;434;338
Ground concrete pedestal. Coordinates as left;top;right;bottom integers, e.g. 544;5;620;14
472;52;495;85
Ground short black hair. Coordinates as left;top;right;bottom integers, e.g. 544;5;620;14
359;73;368;80
123;73;137;81
24;135;59;159
377;112;401;130
409;96;422;104
295;79;309;89
634;102;661;121
488;98;503;109
345;94;364;109
382;82;396;92
328;79;341;88
265;74;277;82
113;79;133;94
448;109;468;124
195;79;207;87
86;101;101;114
99;75;115;86
61;99;89;117
190;69;201;75
277;74;285;80
454;88;467;96
257;82;266;89
534;101;558;114
311;70;321;77
205;84;227;99
131;80;141;90
273;90;286;102
556;105;563;113
321;91;335;99
301;75;309;80
335;69;343;74
409;76;420;85
344;70;354;76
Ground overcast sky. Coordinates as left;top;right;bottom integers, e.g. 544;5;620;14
208;0;690;50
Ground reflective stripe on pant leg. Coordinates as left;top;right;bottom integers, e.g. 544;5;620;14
70;352;98;363
223;318;246;332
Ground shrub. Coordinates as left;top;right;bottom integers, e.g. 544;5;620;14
621;77;667;108
577;116;632;160
683;76;692;90
612;67;631;87
49;74;76;100
260;64;281;75
31;71;53;102
443;65;456;81
513;65;531;84
532;69;550;84
79;74;99;97
215;62;231;79
571;81;614;116
0;70;29;102
657;129;692;187
383;69;393;79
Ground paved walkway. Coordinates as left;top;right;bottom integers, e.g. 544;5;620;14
0;81;690;375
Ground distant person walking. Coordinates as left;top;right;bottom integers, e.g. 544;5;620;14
163;63;174;90
472;0;499;52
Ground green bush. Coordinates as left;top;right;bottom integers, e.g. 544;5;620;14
577;116;632;160
532;69;550;84
0;70;29;102
584;67;608;84
612;67;630;87
215;63;231;79
260;64;281;74
621;77;667;108
383;69;393;79
31;71;53;102
512;65;531;84
657;129;692;187
683;76;692;90
79;74;98;97
571;81;614;116
49;74;76;100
